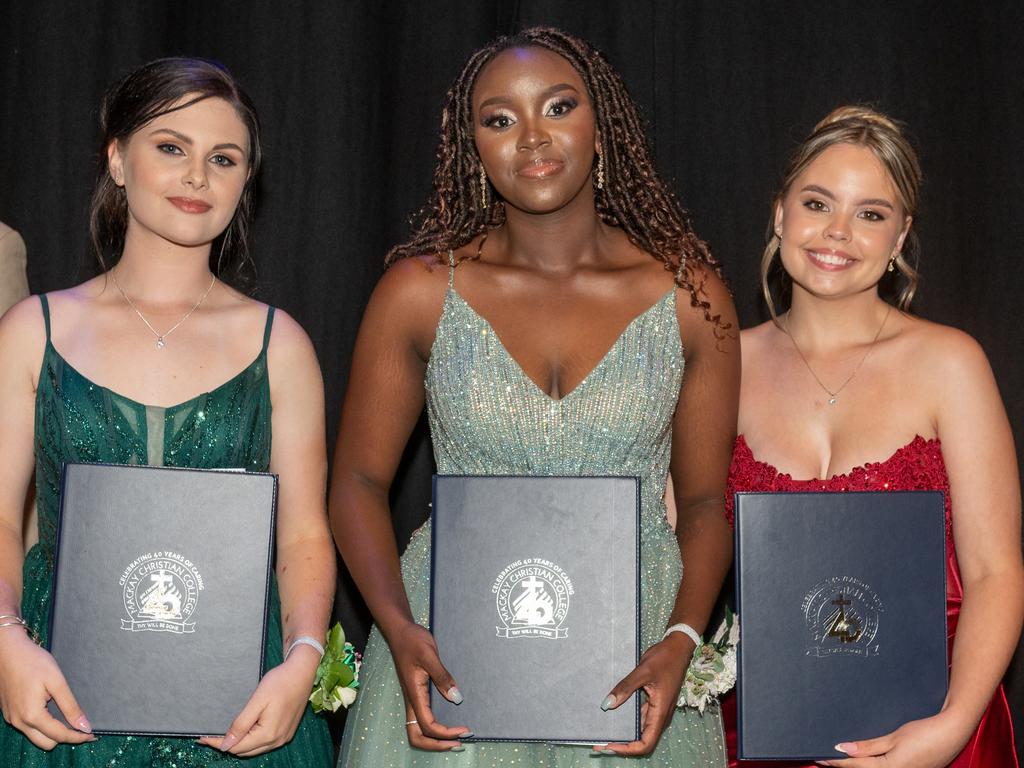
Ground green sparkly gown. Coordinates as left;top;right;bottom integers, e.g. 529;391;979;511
0;296;334;768
338;265;727;767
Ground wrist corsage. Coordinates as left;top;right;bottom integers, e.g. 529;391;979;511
677;609;739;713
309;622;361;713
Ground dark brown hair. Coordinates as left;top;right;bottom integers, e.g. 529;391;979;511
388;26;729;331
762;106;923;317
89;57;262;288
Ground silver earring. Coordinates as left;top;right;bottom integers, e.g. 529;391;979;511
479;164;488;209
595;150;605;190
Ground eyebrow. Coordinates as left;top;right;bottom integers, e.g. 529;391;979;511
148;128;246;155
478;82;581;110
799;184;894;210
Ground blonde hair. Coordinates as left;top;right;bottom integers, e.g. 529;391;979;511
761;106;923;319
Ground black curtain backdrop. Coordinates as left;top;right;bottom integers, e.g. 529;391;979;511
3;0;1022;756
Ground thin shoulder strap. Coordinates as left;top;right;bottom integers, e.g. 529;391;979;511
261;306;276;353
447;249;456;288
38;294;51;341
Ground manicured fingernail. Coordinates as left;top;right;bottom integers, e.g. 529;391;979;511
219;732;238;752
75;715;92;733
448;686;463;704
449;745;465;752
600;748;617;755
600;694;615;711
459;731;474;739
834;743;852;754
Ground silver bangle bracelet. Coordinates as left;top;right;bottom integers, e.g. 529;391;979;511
662;622;701;647
286;635;325;659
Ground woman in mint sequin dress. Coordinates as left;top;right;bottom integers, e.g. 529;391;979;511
331;28;738;767
0;59;335;767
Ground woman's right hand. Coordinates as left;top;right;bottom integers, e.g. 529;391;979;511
0;629;96;750
388;621;470;751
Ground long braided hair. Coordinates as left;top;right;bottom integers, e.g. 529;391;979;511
387;26;729;332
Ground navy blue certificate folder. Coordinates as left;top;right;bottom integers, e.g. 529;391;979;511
48;462;277;736
430;475;640;743
734;491;948;761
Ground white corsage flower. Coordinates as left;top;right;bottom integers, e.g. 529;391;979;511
677;609;739;713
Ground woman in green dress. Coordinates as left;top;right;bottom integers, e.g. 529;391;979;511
0;58;335;766
331;27;738;766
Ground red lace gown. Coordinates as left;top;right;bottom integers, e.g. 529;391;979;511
721;435;1019;768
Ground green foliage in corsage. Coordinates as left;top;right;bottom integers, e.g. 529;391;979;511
310;623;361;713
677;609;739;713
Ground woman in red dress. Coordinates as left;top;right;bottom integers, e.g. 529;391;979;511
722;106;1022;767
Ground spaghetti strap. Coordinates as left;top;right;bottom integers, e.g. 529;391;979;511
447;249;456;288
39;294;51;341
261;306;276;353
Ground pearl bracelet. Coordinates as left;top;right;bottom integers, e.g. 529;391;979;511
662;622;701;647
286;635;325;659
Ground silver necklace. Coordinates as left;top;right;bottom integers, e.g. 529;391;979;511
785;305;891;406
110;270;216;349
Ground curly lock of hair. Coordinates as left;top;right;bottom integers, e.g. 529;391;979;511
387;26;730;334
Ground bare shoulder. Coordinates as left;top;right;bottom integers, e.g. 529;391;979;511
676;263;739;349
266;306;316;357
0;293;45;345
897;315;992;379
364;255;450;354
374;254;449;309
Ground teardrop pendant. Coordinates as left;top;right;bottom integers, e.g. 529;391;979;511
156;337;166;349
828;396;837;405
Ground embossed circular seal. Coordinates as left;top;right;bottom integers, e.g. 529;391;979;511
802;575;883;657
119;551;204;634
492;558;574;639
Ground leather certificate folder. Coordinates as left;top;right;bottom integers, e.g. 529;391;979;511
430;475;640;743
48;462;277;736
734;491;947;761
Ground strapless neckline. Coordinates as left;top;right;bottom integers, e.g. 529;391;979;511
733;433;942;483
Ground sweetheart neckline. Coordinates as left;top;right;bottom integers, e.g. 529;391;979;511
734;433;943;483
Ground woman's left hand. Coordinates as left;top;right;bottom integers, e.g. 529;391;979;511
594;633;691;756
197;646;319;757
816;711;969;768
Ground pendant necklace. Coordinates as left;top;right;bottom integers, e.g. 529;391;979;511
785;305;892;406
110;270;216;349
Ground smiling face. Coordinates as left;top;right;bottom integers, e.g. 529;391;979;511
775;142;912;301
472;46;598;215
107;95;250;251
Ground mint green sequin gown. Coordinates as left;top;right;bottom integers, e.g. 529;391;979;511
0;296;334;768
339;267;726;767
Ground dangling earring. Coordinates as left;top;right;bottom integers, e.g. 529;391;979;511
595;148;605;190
888;252;899;273
479;164;488;209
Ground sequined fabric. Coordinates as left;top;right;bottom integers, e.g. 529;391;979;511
339;272;727;767
721;435;1019;768
0;296;334;768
